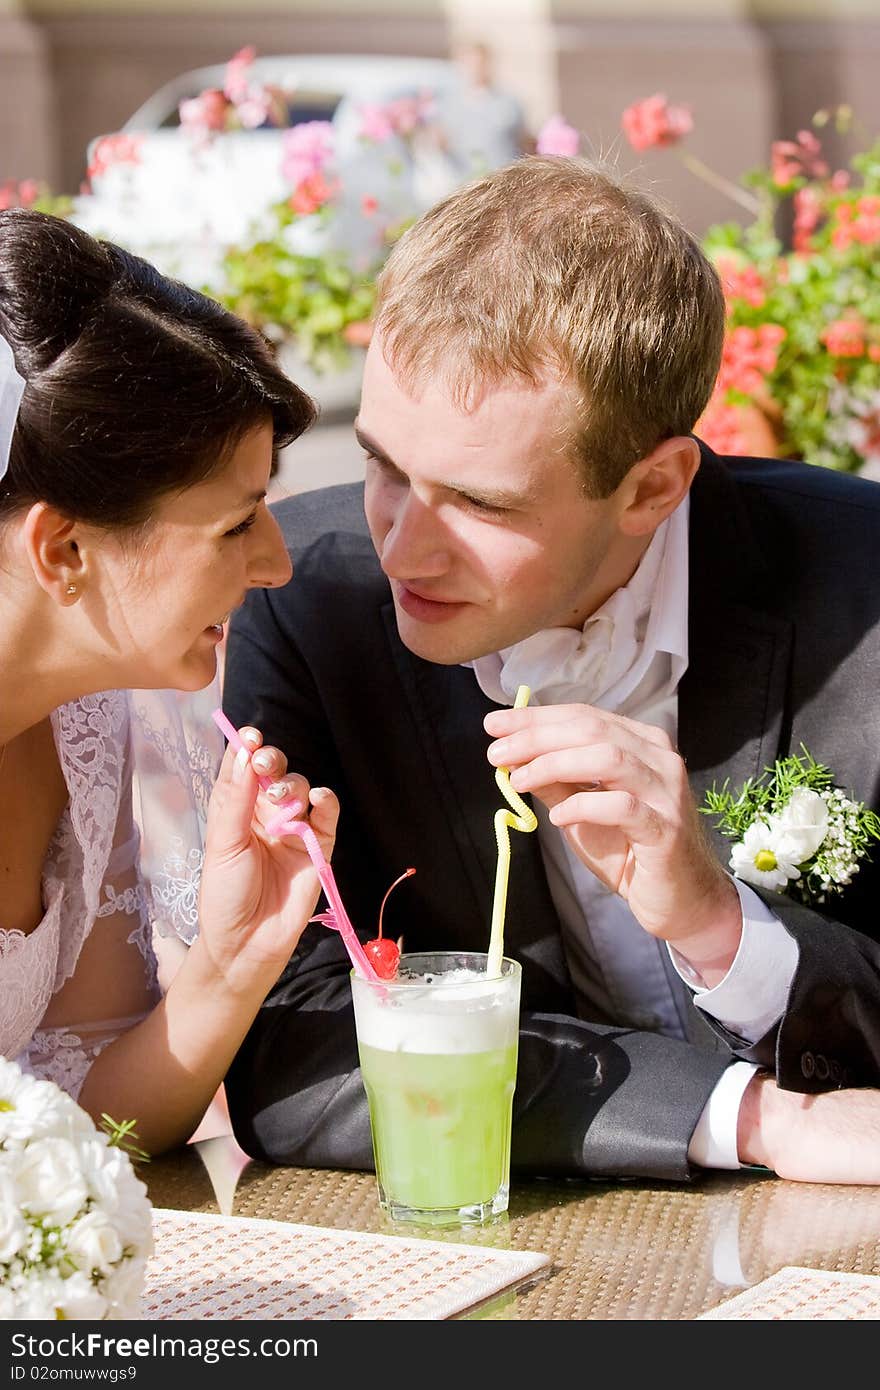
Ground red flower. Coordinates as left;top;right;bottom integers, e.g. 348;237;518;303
621;94;692;152
360;194;379;216
821;317;867;358
716;257;767;309
289;171;338;215
792;186;823;253
87;134;142;181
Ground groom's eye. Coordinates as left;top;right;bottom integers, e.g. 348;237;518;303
224;510;258;538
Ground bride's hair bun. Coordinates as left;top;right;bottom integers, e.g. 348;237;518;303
0;209;315;527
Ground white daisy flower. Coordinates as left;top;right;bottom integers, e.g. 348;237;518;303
729;818;803;890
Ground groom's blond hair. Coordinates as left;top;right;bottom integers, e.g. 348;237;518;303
374;156;724;497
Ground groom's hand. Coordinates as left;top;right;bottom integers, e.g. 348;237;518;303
484;702;742;984
738;1072;880;1183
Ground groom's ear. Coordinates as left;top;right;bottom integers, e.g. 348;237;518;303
20;502;87;604
616;436;700;538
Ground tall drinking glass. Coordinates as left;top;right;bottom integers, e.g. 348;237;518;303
350;950;521;1226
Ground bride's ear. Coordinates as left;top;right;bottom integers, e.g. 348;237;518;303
616;436;701;538
20;502;87;605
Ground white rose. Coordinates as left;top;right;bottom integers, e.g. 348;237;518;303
65;1209;123;1276
0;1063;91;1148
0;1170;28;1262
102;1254;148;1319
54;1270;109;1321
83;1141;153;1250
774;787;829;863
11;1269;70;1320
14;1137;88;1226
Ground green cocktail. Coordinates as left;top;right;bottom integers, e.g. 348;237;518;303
351;951;521;1225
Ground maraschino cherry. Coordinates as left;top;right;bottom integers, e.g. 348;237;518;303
365;867;415;979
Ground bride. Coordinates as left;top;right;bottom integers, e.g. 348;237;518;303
0;208;337;1154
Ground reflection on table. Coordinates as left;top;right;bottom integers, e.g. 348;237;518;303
142;1136;880;1320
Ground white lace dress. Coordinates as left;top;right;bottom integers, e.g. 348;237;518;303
0;685;220;1101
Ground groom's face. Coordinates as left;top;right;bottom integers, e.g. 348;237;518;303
357;338;634;667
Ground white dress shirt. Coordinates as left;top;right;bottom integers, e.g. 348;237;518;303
468;496;799;1169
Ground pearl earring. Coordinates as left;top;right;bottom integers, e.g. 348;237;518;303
66;584;77;596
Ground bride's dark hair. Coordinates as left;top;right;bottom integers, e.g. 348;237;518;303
0;208;316;526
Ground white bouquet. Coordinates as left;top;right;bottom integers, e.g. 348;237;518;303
0;1056;153;1320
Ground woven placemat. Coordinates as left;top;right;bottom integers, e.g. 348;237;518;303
699;1266;880;1319
143;1207;550;1320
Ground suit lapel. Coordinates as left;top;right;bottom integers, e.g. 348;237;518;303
680;448;793;867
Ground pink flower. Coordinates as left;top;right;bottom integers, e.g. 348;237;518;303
281;121;335;186
536;116;580;158
0;179;40;211
179;89;230;137
357;103;394;143
361;194;379;216
224;46;257;103
621;94;692;152
357;94;435;144
770;129;828;187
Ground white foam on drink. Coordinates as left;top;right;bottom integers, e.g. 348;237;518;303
353;967;519;1055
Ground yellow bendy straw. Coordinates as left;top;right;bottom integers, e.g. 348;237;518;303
486;684;538;977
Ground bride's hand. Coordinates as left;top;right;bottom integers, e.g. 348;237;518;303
196;725;339;994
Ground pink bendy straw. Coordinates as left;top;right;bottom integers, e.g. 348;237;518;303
211;708;381;983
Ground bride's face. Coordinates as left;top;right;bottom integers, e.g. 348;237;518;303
84;420;292;692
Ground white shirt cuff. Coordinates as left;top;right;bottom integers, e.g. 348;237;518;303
687;1061;761;1169
669;877;799;1042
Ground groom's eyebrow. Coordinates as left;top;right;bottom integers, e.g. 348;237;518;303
354;424;537;509
354;425;395;467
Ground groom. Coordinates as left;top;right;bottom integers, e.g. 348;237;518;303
223;155;880;1183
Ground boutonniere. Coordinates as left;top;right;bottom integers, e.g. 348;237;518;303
700;746;880;905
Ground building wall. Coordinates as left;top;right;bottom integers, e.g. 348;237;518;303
1;1;879;236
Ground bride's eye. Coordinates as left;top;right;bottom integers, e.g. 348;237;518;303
224;510;258;538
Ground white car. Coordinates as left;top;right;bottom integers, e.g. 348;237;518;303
70;54;466;412
72;54;462;284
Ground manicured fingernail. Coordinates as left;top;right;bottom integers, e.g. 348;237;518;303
509;768;526;788
265;781;290;801
241;727;261;750
310;786;332;801
252;751;274;773
233;746;251;782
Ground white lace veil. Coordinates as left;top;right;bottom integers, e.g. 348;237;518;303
128;680;225;945
0;330;26;483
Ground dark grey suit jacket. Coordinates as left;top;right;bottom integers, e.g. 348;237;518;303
223;446;880;1182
